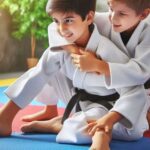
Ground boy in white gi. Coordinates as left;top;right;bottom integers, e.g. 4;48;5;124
21;0;150;126
0;1;149;150
22;0;150;130
3;0;148;149
94;0;150;128
21;0;150;150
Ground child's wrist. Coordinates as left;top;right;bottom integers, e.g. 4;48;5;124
94;59;101;73
95;60;110;76
107;111;122;124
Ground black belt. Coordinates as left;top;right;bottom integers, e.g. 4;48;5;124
61;89;119;124
61;78;150;124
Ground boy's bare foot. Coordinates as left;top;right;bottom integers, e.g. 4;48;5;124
89;131;111;150
0;101;20;136
22;105;58;122
21;116;62;133
147;111;150;129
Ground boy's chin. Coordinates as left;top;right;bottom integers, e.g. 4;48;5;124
112;26;123;33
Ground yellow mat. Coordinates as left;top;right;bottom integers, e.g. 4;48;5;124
0;78;17;87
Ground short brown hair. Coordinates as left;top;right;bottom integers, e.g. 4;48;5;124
46;0;96;20
114;0;150;14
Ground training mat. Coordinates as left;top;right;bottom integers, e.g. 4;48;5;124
0;133;150;150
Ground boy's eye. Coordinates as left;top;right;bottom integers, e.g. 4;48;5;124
64;18;73;24
119;12;126;16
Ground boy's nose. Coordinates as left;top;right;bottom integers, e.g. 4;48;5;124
110;13;118;24
58;23;67;36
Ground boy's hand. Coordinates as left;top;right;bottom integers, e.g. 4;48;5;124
86;112;122;136
87;115;113;136
71;49;99;73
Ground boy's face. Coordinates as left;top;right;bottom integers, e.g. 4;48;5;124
52;11;93;47
108;0;142;33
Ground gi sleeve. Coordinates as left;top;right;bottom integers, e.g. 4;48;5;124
110;85;148;128
4;48;62;108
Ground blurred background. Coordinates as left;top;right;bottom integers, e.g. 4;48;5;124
0;0;108;75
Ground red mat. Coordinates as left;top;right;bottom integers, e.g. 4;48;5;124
0;104;64;132
12;105;64;132
0;104;150;137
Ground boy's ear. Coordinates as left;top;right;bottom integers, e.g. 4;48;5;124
140;8;150;20
86;11;95;25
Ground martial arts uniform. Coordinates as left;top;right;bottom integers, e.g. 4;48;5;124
5;23;149;144
95;12;150;114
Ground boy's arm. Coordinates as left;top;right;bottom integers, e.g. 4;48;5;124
87;84;147;133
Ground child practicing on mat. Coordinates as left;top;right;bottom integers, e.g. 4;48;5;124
21;0;150;149
23;0;150;135
0;0;149;150
9;0;149;149
21;0;150;126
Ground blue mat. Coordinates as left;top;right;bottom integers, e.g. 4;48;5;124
0;133;150;150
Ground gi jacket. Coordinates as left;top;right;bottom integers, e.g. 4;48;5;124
95;13;150;89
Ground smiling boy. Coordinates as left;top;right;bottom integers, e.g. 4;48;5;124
0;1;149;150
16;1;149;150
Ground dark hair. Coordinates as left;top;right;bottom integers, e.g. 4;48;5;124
114;0;150;14
46;0;96;20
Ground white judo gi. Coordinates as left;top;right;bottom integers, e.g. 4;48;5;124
94;13;150;89
4;23;149;144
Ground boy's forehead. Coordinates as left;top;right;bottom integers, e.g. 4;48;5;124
108;0;134;11
108;0;125;6
52;11;79;19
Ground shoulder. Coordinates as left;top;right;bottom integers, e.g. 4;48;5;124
144;15;150;25
137;19;150;47
141;15;150;31
141;19;150;37
94;12;111;36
